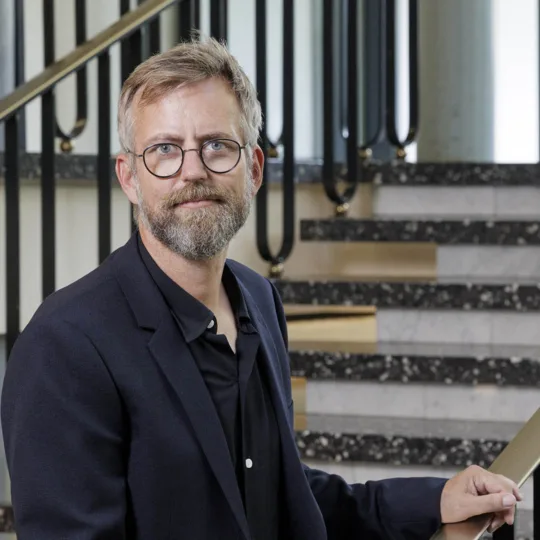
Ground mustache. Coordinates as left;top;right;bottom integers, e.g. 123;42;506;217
163;183;229;208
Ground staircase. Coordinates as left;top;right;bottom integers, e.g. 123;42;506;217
1;0;539;538
276;161;540;539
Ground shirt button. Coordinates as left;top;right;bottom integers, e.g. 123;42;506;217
245;458;253;469
207;319;215;330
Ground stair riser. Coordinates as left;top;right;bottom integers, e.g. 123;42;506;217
374;186;540;219
438;246;540;279
306;381;539;423
378;310;540;346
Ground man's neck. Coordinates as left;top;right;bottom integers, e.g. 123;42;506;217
139;228;226;314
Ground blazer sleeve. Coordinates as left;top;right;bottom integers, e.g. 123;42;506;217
269;280;447;539
1;319;127;540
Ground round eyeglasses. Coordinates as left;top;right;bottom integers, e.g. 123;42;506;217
128;138;247;178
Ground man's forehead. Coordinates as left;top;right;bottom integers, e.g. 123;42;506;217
131;81;243;146
134;77;238;112
134;80;240;125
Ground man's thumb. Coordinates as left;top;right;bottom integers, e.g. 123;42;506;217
468;493;517;516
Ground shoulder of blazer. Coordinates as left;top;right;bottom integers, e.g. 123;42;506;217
28;250;125;334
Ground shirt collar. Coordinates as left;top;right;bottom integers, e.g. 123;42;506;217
137;234;252;342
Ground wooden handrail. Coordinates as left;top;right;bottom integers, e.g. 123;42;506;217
0;0;179;123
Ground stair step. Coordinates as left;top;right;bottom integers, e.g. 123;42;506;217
275;277;540;311
296;414;520;468
5;153;540;188
371;161;540;186
300;218;540;245
304;380;538;423
289;341;540;387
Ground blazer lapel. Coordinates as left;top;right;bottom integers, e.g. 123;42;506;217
113;236;250;540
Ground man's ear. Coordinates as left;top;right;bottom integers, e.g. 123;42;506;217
250;145;265;196
116;153;139;205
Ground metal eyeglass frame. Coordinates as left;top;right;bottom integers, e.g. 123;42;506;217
126;138;248;178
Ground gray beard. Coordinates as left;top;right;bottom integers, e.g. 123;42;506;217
136;177;253;261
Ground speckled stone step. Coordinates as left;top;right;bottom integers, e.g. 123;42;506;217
300;219;540;245
4;153;540;187
295;414;523;473
275;277;540;311
370;161;540;186
289;341;540;387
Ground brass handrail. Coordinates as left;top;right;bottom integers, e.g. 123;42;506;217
0;0;179;123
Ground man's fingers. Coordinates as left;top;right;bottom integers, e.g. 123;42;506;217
494;474;523;501
474;473;519;497
466;493;517;518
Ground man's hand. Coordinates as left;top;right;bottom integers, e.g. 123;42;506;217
441;465;523;533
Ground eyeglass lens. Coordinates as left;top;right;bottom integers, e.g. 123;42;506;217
143;139;241;177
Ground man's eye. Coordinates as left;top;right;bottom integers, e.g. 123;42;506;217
157;144;173;154
209;141;224;151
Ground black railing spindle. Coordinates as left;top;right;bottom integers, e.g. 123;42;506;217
493;523;515;540
322;0;360;212
98;51;112;262
42;0;56;298
5;115;21;357
322;0;336;204
255;0;295;275
120;0;143;233
14;0;26;149
210;0;227;42
121;0;143;83
345;0;358;208
179;0;201;38
56;0;88;151
361;0;385;155
149;17;161;56
385;0;419;158
41;90;57;299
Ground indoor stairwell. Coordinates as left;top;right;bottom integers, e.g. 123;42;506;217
0;0;539;539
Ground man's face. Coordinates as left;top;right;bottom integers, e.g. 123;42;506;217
121;77;262;261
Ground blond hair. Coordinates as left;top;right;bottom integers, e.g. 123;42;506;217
117;37;262;154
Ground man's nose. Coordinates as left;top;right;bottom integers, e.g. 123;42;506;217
179;149;207;182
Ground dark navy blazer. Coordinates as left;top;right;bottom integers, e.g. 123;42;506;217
2;234;446;540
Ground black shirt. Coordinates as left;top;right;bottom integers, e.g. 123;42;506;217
138;236;283;540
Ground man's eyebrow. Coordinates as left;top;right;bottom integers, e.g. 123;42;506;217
143;131;237;147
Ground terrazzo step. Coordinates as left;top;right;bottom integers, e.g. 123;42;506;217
369;161;540;186
275;276;540;311
5;153;539;188
289;341;540;387
300;219;540;245
277;277;540;345
296;414;524;468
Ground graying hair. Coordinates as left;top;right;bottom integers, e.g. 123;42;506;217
117;37;262;154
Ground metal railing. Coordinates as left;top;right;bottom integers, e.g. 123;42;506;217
255;0;295;277
1;0;182;358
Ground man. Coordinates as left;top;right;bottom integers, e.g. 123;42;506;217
2;38;521;539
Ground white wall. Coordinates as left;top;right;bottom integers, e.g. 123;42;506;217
396;0;539;163
21;0;322;159
493;0;539;163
